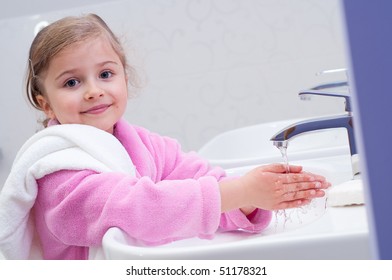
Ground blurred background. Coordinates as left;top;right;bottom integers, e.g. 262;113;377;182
0;0;347;185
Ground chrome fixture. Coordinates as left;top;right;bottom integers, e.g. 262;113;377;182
270;82;358;175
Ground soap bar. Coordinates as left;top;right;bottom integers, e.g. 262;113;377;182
352;154;360;175
327;179;364;207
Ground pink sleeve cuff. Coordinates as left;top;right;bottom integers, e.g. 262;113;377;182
220;208;272;233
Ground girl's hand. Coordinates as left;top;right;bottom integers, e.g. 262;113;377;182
219;163;330;213
240;163;330;210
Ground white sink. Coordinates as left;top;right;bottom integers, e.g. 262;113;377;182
198;118;350;169
102;155;371;259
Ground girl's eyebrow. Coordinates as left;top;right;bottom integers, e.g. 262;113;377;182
55;69;77;81
55;60;120;81
99;60;120;68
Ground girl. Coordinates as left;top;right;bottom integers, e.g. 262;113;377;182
0;14;329;260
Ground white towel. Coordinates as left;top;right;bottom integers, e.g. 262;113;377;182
0;124;135;259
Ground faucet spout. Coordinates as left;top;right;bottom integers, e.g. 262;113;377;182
273;140;288;150
271;76;358;175
270;114;356;156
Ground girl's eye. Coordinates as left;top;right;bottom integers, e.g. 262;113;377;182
100;71;113;79
64;79;79;88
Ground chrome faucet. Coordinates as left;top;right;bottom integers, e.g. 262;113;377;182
270;83;358;174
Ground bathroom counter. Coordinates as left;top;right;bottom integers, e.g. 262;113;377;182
250;204;370;259
103;204;371;260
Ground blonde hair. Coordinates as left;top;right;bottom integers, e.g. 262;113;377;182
26;14;138;115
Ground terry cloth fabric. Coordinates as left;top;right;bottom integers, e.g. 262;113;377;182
0;124;135;259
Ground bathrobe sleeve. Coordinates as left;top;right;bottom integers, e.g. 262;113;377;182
34;120;271;257
114;121;272;234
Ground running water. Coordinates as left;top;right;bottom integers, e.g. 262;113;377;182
271;145;326;233
279;146;290;174
274;146;291;230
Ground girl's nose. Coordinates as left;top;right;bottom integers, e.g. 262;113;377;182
84;81;104;100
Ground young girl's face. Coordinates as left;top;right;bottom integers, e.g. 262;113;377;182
37;36;128;134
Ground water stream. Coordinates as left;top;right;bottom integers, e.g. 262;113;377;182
274;146;290;231
272;146;326;233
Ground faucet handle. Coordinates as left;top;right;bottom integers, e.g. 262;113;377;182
310;81;348;91
316;68;347;76
298;90;352;112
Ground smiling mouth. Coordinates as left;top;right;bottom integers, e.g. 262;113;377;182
81;104;111;114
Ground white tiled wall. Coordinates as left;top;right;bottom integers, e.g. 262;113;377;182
0;0;348;185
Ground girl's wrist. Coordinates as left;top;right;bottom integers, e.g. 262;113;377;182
219;177;247;212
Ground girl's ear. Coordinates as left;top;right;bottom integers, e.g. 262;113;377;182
36;95;56;119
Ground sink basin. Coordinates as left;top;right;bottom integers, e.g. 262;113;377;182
198;118;350;169
102;154;371;259
103;206;369;260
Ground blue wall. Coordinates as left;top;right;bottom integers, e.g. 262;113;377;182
342;0;392;259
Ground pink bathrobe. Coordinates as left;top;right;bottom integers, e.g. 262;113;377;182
33;118;271;259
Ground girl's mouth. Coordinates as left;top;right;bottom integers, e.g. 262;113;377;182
81;104;111;114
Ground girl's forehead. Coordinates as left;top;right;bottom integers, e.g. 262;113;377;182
45;36;122;75
55;36;119;60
